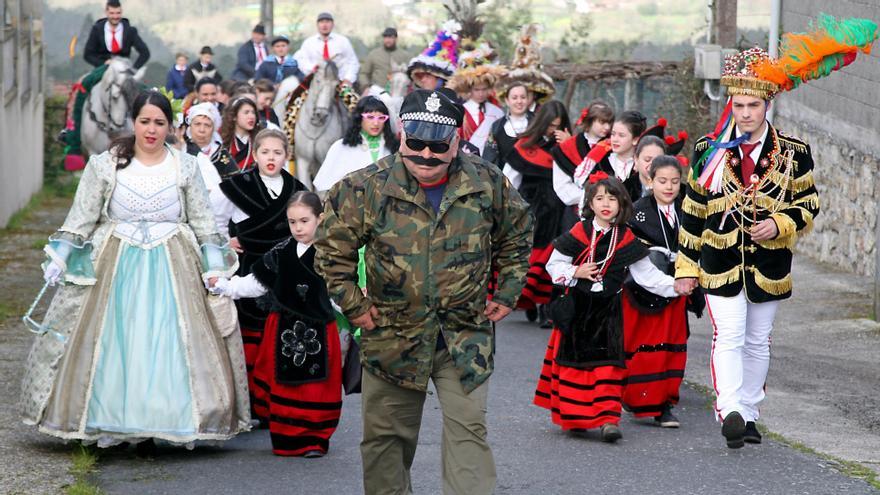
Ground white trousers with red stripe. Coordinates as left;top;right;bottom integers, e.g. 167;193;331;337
706;291;779;423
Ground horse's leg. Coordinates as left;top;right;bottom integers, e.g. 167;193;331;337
295;153;314;191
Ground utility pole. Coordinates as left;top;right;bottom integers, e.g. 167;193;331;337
260;0;274;38
713;0;738;47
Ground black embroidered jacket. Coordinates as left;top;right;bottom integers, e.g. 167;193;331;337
675;124;820;303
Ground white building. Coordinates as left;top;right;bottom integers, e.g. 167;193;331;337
0;0;44;227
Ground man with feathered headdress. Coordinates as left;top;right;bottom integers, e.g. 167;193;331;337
495;23;556;108
407;20;462;91
675;15;877;450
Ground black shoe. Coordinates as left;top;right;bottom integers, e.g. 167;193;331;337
744;421;762;444
722;411;746;449
302;449;325;458
525;308;538;322
135;438;157;458
655;404;680;428
56;129;70;144
600;423;622;443
538;306;553;329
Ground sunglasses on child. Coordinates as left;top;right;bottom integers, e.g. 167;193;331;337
361;113;390;122
405;138;451;154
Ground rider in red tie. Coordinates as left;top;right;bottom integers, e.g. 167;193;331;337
292;13;360;87
63;0;150;167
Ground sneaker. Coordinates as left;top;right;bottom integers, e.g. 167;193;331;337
303;450;325;458
744;421;762;444
721;411;746;449
655;405;680;428
600;423;622;443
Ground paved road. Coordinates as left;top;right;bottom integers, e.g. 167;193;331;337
96;313;877;495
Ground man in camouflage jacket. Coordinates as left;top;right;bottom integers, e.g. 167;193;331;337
315;89;532;495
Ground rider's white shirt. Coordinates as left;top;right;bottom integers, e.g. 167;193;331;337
293;32;360;83
104;21;123;52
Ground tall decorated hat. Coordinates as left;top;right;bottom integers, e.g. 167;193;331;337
447;41;504;93
407;20;462;81
691;14;878;192
495;23;556;103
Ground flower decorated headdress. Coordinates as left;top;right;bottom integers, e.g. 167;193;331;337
495;23;556;103
407;20;462;81
692;14;877;192
157;87;185;128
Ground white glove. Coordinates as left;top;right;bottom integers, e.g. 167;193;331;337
43;261;64;286
208;277;230;296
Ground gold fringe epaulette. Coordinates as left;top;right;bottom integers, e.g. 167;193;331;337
679;229;703;250
791;171;815;194
682;197;707;218
750;267;792;295
793;193;820;210
700;265;741;289
702;228;739;249
778;136;808;154
694;139;711;152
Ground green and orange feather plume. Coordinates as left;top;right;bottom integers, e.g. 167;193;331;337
753;14;878;91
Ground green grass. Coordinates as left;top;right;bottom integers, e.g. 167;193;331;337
65;445;103;495
685;380;880;489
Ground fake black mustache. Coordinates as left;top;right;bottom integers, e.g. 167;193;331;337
403;155;447;167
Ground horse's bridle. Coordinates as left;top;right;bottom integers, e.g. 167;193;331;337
87;66;135;134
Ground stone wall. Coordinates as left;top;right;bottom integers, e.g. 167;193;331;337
774;0;880;276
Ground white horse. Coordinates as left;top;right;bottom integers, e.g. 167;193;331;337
272;74;302;124
80;58;142;157
366;62;410;133
294;61;349;190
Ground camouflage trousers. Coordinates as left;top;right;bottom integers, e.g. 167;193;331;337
360;348;495;495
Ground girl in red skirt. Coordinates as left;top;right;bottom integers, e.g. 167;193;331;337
500;101;572;327
535;174;684;442
623;156;703;427
214;191;342;457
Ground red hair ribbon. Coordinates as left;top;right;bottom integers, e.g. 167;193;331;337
589;171;610;184
576;107;589;126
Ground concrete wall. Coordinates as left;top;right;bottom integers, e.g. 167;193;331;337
774;1;880;276
0;0;45;228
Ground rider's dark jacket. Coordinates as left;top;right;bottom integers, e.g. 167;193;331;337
84;18;150;69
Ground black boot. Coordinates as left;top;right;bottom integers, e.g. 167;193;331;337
525;307;538;322
135;438;157;458
538;305;552;329
744;421;762;444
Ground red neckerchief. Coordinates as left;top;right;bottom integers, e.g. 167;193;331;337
513;138;554;169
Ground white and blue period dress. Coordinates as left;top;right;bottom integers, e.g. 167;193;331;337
20;147;250;446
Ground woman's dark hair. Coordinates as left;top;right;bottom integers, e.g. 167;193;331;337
635;135;667;158
110;90;174;169
220;96;259;149
580;176;634;225
219;79;238;96
287;191;323;218
577;99;615;133
648;155;683;179
520;100;571;148
615;110;647;140
342;96;399;151
195;77;217;93
254;78;275;94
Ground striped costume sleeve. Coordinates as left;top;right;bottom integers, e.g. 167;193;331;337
675;177;707;279
771;143;820;238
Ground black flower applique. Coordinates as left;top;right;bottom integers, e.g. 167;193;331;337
280;321;322;367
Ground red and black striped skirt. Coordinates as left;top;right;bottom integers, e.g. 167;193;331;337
240;326;263;401
534;328;626;430
517;244;555;309
621;296;688;417
252;312;343;456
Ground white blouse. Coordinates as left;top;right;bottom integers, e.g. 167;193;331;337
552;133;601;207
313;138;393;193
109;154;181;248
545;221;676;297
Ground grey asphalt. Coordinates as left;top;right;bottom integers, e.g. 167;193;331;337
94;311;877;495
